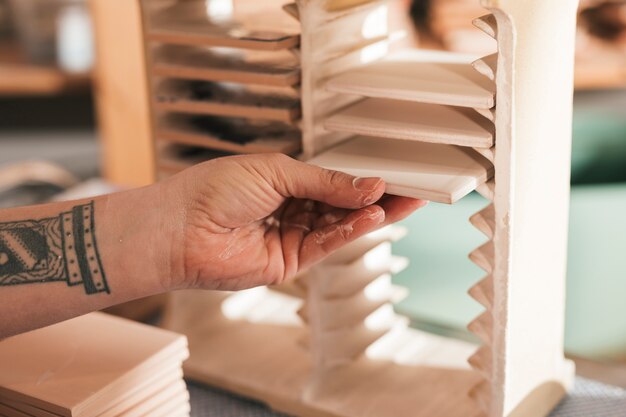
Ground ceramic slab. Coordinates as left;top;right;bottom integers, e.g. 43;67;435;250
325;98;494;148
117;381;187;417
154;80;301;123
0;313;188;417
307;136;494;203
326;49;496;109
156;115;301;155
151;46;300;87
0;402;31;417
1;365;183;417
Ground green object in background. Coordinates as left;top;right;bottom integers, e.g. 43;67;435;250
392;193;486;333
392;95;626;360
392;187;626;360
566;184;626;360
571;112;626;185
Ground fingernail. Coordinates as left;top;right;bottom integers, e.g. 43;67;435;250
368;207;385;223
363;193;381;206
353;177;383;192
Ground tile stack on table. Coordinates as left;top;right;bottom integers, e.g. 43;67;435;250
0;313;189;417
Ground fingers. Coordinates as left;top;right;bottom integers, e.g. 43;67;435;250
378;196;428;226
296;196;426;273
280;199;316;279
311;196;426;231
313;208;351;229
299;205;386;270
269;155;385;209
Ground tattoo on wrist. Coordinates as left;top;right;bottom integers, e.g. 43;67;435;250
0;201;109;295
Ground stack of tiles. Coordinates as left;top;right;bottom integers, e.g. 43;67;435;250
0;313;190;417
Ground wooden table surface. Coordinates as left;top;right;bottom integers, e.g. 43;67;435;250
0;41;91;96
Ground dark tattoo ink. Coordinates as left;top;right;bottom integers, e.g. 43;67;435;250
0;201;109;295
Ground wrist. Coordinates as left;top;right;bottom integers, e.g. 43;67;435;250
96;184;182;297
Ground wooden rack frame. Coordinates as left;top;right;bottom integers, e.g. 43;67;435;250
94;1;581;416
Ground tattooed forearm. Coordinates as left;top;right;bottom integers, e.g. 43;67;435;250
0;201;109;295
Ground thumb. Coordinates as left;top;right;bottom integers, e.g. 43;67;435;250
272;156;385;209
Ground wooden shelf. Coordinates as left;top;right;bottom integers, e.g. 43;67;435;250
325;98;494;148
326;49;495;109
147;28;299;51
308;136;493;204
154;80;301;123
0;42;91;96
0;65;89;96
165;289;482;417
145;1;300;50
151;45;300;87
156;116;301;156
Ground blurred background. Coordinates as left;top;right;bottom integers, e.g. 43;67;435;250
0;0;624;385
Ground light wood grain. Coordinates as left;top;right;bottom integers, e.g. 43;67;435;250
90;0;155;186
163;289;484;417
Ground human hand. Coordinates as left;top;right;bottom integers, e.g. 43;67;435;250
162;154;426;291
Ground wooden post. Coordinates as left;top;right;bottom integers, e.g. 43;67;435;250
90;0;155;187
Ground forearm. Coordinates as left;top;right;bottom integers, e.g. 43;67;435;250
0;184;178;338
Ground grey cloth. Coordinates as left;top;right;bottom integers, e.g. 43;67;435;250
189;377;626;417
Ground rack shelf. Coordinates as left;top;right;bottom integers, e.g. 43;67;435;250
145;1;300;50
151;46;300;87
326;49;495;109
154;80;301;123
156;116;301;156
324;97;494;148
